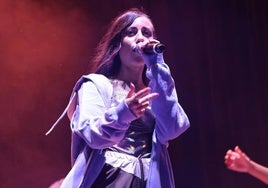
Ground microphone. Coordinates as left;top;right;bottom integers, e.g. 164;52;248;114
143;43;166;54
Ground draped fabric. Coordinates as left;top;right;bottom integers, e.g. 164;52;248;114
0;0;267;187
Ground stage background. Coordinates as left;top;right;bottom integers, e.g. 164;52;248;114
0;0;267;187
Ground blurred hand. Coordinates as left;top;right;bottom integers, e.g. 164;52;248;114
224;146;251;173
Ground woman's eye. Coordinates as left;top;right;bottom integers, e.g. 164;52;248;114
142;28;153;37
141;28;153;37
125;28;137;37
143;32;151;37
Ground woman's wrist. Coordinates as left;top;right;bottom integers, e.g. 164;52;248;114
247;159;256;174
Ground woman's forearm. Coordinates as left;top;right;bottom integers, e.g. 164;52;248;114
248;160;268;185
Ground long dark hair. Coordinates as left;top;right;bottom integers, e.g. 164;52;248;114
93;8;155;83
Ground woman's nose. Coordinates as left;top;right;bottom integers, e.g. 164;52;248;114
135;31;145;43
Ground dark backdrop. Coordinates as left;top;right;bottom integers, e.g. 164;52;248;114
0;0;267;187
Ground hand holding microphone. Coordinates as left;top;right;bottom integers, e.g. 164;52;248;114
134;40;166;54
138;41;166;67
143;42;166;54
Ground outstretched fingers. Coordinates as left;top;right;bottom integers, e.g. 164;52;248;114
127;87;159;118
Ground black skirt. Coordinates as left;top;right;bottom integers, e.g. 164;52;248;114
91;163;146;188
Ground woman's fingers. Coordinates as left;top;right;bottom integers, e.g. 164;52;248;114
134;87;152;99
127;83;136;98
139;92;159;103
126;87;159;118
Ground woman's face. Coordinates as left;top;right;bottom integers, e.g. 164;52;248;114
119;16;154;68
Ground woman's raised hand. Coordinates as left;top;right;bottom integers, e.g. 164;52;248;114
126;83;159;118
